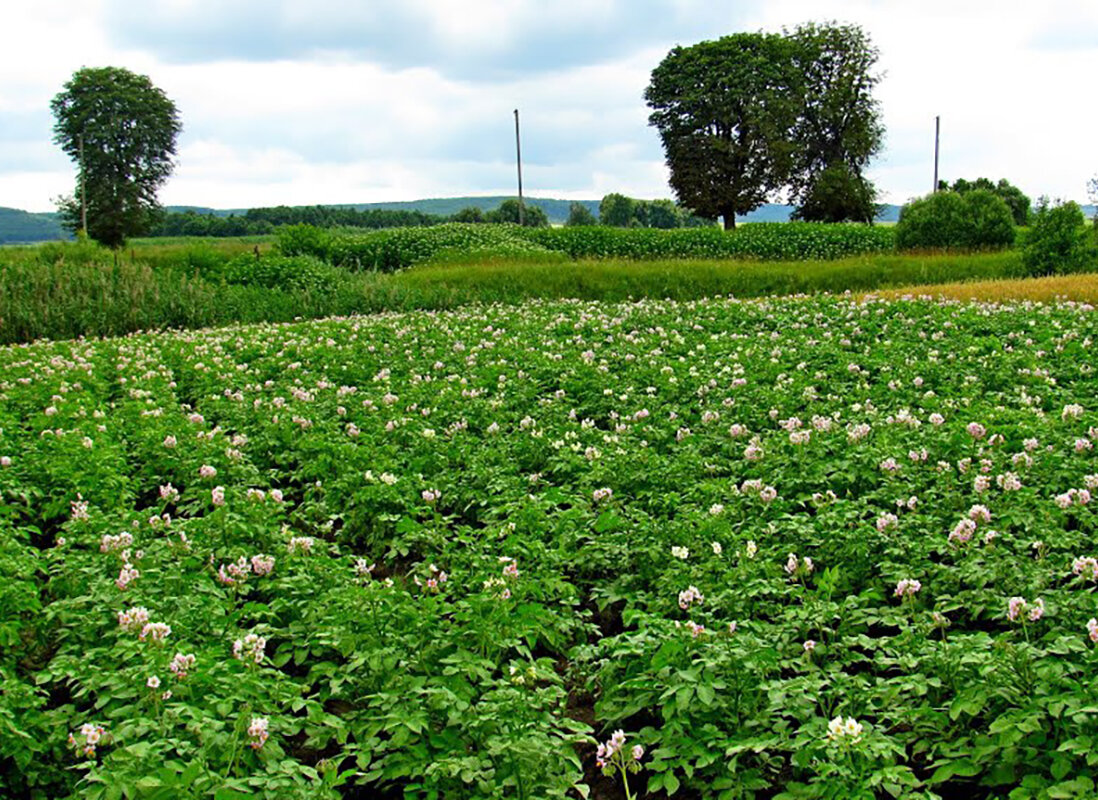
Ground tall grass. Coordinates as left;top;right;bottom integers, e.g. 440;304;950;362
0;244;1032;345
872;272;1098;304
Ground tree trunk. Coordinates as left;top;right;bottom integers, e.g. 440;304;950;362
723;212;736;230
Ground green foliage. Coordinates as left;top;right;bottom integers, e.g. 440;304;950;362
791;162;879;223
217;254;352;293
646;24;883;229
487;198;550;227
0;235;1027;345
786;23;884;220
646;32;801;228
5;294;1098;797
51;67;182;248
940;177;1032;226
1022;199;1095;276
451;206;486;223
599;193;638;227
284;222;895;272
565;202;598;227
895;190;1015;250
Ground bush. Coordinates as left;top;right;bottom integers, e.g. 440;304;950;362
1022;199;1095;276
219;254;351;293
895;190;1015;250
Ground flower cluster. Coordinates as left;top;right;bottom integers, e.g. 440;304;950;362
826;716;864;744
1007;596;1045;623
233;632;267;664
894;578;922;599
68;723;107;758
678;585;704;610
247;716;269;749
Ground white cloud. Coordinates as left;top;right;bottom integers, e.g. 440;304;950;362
3;0;1096;212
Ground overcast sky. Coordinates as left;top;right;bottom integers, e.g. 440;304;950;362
2;0;1097;212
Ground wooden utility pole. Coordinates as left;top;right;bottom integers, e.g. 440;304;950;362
933;116;940;192
79;134;88;234
514;109;524;226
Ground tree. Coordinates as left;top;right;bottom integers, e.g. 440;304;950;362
599;193;637;227
1023;198;1093;275
488;199;548;227
646;25;884;229
786;23;883;222
790;162;878;223
939;177;1031;226
451;206;486;223
565;202;598;226
646;32;800;230
51;67;182;248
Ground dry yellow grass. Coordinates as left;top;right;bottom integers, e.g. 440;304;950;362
868;272;1098;304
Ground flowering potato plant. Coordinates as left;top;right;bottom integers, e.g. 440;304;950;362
1;293;1098;798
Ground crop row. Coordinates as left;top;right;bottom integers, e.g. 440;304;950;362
279;222;898;271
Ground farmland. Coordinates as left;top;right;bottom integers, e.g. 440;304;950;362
4;293;1098;799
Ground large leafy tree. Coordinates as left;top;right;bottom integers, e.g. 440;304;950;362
51;66;182;248
645;33;801;230
646;25;884;228
786;22;883;222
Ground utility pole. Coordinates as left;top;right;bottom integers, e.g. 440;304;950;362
79;134;88;234
514;109;524;226
933;115;940;193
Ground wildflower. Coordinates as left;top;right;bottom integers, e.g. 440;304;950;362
0;456;11;467
744;540;758;559
251;554;275;576
421;488;440;505
948;519;976;546
894;578;922;599
711;541;723;556
287;536;314;555
169;653;196;679
670;545;689;560
1072;557;1098;581
70;497;89;521
684;620;706;637
678;585;704;610
199;464;217;479
211;486;225;506
146;676;161;690
233;633;267;664
68;723;107;759
139;622;171;643
803;639;817;653
159;483;179;501
968;505;992;523
785;553;814;579
163;435;177;448
592;487;613;503
876;513;898;532
247;717;269;749
115;564;140;591
1087;619;1098;643
269;488;284;503
118;606;150;633
353;559;375;579
827;716;864;744
218;557;250;585
967;422;987;439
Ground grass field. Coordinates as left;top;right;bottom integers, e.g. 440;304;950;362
873;271;1098;304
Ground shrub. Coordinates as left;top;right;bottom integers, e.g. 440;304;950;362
277;223;333;259
220;254;351;293
1022;199;1095;276
895;190;1015;250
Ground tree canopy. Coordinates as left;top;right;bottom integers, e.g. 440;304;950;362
938;177;1032;226
51;66;182;247
646;24;883;228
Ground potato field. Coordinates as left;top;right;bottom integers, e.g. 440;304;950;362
4;295;1098;799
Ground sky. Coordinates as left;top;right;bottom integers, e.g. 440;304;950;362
2;0;1097;212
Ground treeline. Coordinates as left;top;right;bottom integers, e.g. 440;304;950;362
145;195;714;237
